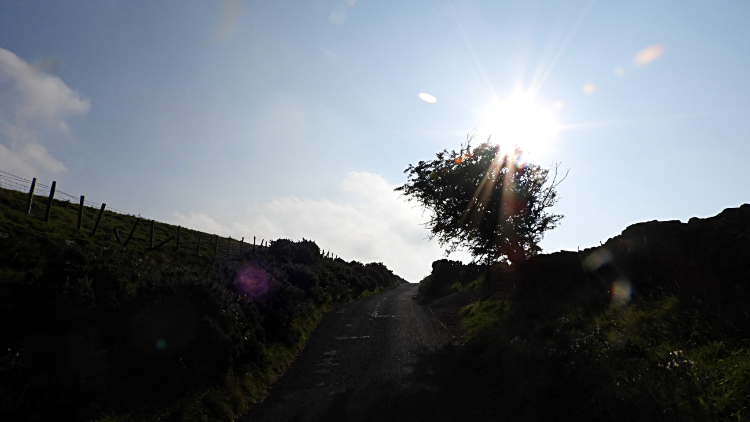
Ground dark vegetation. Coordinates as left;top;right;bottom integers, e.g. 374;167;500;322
423;204;750;421
0;187;405;421
416;259;488;303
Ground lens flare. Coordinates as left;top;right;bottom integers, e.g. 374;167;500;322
583;248;612;271
234;265;273;300
515;152;527;169
215;0;241;42
582;83;596;94
330;10;346;25
607;330;626;348
418;92;437;103
611;279;633;306
634;45;665;66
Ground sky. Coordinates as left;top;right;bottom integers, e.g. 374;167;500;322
1;0;749;282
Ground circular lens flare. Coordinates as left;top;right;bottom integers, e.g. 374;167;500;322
479;92;560;155
611;279;633;306
234;265;274;301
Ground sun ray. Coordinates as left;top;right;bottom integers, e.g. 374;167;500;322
459;155;501;229
528;0;597;97
449;3;498;101
458;151;509;230
559;108;750;131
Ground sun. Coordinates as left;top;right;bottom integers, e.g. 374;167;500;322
479;91;561;156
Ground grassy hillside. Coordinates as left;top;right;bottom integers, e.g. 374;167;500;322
426;205;750;421
0;187;405;421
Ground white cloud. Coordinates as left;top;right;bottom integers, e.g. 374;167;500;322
171;211;233;237
0;48;90;177
0;143;67;177
173;171;470;282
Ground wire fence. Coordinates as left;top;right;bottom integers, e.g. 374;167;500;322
0;170;129;215
0;169;342;259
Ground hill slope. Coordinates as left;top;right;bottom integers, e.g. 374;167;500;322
424;204;750;421
0;186;405;421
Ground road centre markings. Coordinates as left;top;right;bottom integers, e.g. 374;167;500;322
318;352;339;368
371;303;396;318
318;357;339;367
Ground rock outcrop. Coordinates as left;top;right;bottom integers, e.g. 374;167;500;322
517;204;750;331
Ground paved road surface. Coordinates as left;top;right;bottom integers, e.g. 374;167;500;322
239;283;497;422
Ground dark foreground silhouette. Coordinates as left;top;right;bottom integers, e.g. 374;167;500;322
240;283;497;422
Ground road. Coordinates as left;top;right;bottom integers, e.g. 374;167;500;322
239;283;497;422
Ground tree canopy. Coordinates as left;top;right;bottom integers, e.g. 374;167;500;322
396;134;565;266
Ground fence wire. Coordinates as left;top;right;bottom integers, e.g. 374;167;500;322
0;170;302;258
0;170;129;215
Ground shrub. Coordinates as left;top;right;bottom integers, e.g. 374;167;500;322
0;186;406;421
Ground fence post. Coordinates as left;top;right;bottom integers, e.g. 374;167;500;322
253;236;256;251
77;195;85;229
176;226;181;252
91;203;106;236
239;237;244;256
44;181;57;222
26;178;36;215
226;237;231;259
213;235;219;260
124;217;140;247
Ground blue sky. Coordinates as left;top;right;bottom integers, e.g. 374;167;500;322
1;0;749;281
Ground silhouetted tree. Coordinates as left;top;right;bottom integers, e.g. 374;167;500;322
396;134;566;267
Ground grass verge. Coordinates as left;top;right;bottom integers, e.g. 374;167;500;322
460;291;750;421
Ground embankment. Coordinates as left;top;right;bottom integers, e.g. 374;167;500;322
0;187;406;422
426;204;750;421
